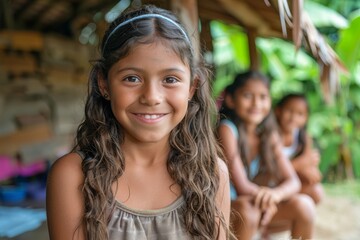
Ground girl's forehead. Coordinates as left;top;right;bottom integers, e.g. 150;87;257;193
240;78;269;91
110;41;191;77
282;98;308;113
128;38;191;65
285;98;307;107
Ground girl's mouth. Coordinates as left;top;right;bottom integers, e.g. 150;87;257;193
141;114;163;120
133;113;166;122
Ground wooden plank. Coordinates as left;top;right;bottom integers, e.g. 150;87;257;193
0;53;38;75
247;29;259;70
200;19;213;52
217;0;271;32
170;0;200;62
0;30;44;51
0;123;53;156
198;8;239;24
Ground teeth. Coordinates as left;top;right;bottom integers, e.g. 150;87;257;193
143;114;160;119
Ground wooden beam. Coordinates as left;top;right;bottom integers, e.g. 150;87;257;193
247;29;259;70
198;7;283;38
200;19;213;53
198;8;240;25
1;0;14;29
170;0;200;62
217;0;270;35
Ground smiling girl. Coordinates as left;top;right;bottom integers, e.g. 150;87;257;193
217;71;315;240
46;5;230;240
275;93;324;204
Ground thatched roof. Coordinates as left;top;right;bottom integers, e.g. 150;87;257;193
209;0;347;102
0;0;346;101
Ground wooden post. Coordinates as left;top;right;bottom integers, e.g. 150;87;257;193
170;0;200;62
1;0;14;29
200;19;213;53
247;28;259;70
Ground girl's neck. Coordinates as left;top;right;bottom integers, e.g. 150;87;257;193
244;123;258;135
281;127;297;137
115;139;180;210
281;128;296;147
121;139;170;167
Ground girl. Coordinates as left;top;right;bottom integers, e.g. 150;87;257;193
46;5;231;240
276;93;324;204
217;71;315;240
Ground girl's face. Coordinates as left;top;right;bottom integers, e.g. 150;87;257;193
230;79;271;126
99;41;195;144
277;98;308;132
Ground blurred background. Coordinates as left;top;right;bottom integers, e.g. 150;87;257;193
0;0;359;239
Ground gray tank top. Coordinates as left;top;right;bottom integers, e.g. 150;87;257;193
108;196;191;239
75;151;191;239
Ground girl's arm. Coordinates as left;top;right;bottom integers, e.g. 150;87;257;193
46;153;86;240
218;124;259;196
271;132;301;201
291;133;322;184
291;133;320;171
216;158;231;240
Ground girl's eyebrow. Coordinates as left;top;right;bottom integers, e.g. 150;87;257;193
160;68;187;74
115;67;144;74
116;67;187;74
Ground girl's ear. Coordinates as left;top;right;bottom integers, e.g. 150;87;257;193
189;78;198;99
98;74;109;97
224;93;235;109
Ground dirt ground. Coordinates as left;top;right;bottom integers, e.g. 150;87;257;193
266;193;360;240
314;195;360;240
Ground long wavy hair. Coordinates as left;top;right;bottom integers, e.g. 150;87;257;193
276;93;309;159
73;4;228;240
219;71;278;180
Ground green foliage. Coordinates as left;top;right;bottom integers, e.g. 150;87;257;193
310;0;360;21
335;13;360;178
304;1;348;28
256;38;319;99
210;3;360;181
211;21;249;97
336;12;360;71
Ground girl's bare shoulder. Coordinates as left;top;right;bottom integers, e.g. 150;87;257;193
217;158;230;187
269;130;282;146
217;157;229;176
46;152;86;239
48;152;84;186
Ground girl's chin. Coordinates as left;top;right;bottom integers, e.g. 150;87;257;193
282;127;295;133
247;120;264;126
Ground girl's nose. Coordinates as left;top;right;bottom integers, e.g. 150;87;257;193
253;96;261;107
289;113;295;122
139;82;163;106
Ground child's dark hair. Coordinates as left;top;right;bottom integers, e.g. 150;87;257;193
219;70;278;181
73;4;228;240
276;93;309;158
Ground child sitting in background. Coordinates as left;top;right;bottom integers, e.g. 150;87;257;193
275;93;324;204
217;71;315;240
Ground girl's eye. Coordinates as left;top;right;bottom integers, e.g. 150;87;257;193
243;92;252;98
297;112;305;117
164;77;179;84
124;76;140;83
260;94;268;100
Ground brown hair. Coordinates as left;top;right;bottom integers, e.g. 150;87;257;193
74;4;228;240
